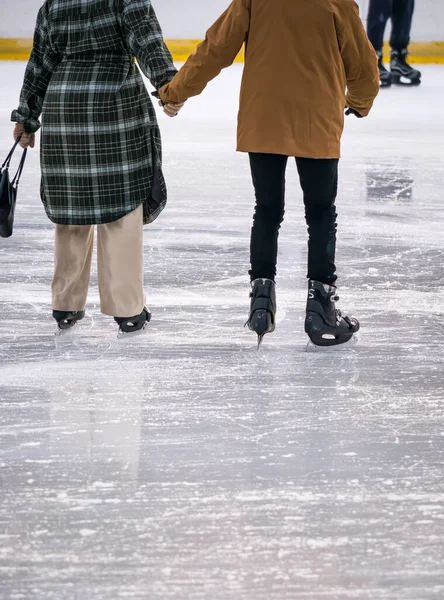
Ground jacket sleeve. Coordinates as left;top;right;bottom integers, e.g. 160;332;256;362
335;0;380;117
11;6;60;133
120;0;177;90
159;0;251;105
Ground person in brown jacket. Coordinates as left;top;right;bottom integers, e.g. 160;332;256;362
159;0;380;349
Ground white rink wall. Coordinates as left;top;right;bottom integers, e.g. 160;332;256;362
0;0;443;41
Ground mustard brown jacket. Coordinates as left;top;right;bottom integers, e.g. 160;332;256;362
159;0;380;158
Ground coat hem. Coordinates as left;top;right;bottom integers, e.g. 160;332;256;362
236;145;342;160
44;201;145;226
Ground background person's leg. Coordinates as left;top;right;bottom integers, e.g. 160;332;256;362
367;0;393;54
52;224;94;312
249;153;288;282
390;0;421;85
367;0;394;86
296;158;339;287
97;205;145;318
390;0;415;51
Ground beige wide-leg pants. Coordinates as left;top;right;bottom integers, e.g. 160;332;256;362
52;205;145;318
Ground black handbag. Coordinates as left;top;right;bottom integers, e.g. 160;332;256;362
0;138;27;238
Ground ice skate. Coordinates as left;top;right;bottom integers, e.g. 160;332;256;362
390;50;421;86
305;280;359;351
115;307;151;339
246;278;276;349
377;53;392;88
53;310;85;335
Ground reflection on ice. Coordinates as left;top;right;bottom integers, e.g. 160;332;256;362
366;165;414;202
48;368;143;480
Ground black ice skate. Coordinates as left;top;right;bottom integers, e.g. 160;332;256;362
305;280;359;350
246;278;276;349
53;310;85;333
390;50;421;86
114;307;151;339
377;53;392;88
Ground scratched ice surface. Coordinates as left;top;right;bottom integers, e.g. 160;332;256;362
0;63;444;600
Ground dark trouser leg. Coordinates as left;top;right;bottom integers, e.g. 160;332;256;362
296;158;339;286
249;153;287;282
367;0;393;54
390;0;415;51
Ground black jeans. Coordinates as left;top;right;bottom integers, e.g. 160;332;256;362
249;153;338;286
367;0;415;54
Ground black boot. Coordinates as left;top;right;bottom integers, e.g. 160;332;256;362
246;278;276;349
53;310;85;331
305;280;359;348
391;50;421;86
377;52;392;88
114;307;151;338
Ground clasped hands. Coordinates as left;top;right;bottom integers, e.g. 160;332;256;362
159;100;186;118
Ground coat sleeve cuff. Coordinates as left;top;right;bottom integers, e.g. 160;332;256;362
158;84;171;105
11;110;41;134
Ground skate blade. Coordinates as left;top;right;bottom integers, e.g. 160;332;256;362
392;76;421;86
116;322;149;340
306;334;358;353
55;326;75;337
257;334;265;351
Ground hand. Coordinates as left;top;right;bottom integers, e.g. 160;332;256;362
159;101;186;118
345;108;363;119
13;123;35;148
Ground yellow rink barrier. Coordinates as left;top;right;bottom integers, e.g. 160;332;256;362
0;39;442;64
0;38;245;62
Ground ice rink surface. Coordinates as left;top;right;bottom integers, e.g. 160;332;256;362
1;62;444;599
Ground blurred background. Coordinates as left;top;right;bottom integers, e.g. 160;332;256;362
0;0;442;60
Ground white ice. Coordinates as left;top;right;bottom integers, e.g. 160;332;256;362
0;62;444;600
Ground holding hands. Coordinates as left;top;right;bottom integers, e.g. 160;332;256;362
152;87;186;118
159;100;186;118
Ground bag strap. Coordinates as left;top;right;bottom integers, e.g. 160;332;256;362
11;148;28;188
1;137;22;171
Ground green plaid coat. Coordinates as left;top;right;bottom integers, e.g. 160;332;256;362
11;0;177;225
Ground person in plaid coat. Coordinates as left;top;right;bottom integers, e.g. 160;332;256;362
11;0;180;336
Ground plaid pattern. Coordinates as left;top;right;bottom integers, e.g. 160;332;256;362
11;0;177;225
